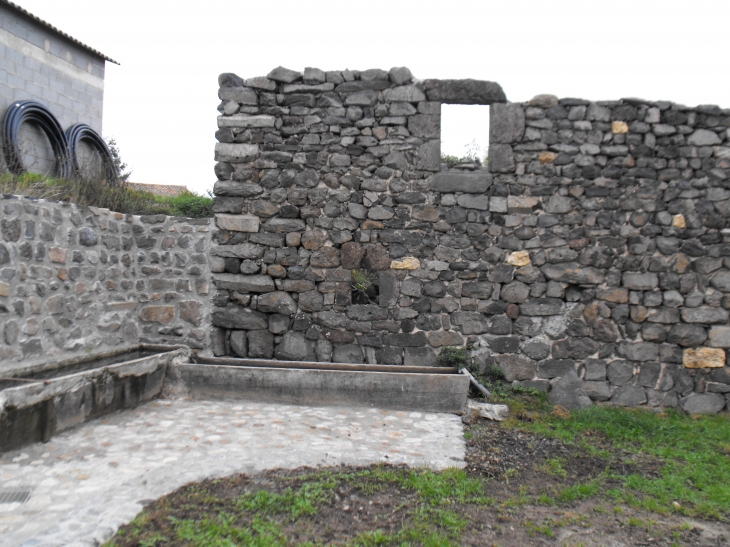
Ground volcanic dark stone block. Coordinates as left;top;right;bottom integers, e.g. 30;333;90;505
541;263;606;285
488;264;514;283
487;336;520;353
211;307;268;329
552;338;600;360
667;324;708;348
500;281;530;303
269;314;290;334
229;330;248;357
490;102;526;144
538;359;575;379
582;381;611;401
520;298;563;316
461;282;492;299
549;370;592;409
257;291;297;315
404;346;436;366
638;362;662;388
622;272;659;290
341;242;365;269
681;307;729;324
423;79;506;104
522;339;550;360
347;305;388;321
488;316;512;335
430;172;492;193
611;385;647;406
617;342;659;362
275;331;316;361
680;393;726;414
607;360;634;385
488;144;515;173
495;354;537;382
363;244;390;270
451;311;490;335
247;329;275;358
375;346;403;365
379;271;400;307
333;344;364;364
384;332;428;347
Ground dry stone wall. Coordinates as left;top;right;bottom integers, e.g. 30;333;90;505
0;195;213;375
211;65;730;414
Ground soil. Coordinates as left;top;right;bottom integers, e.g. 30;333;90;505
110;419;730;547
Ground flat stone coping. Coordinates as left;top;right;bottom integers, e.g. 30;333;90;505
0;398;465;547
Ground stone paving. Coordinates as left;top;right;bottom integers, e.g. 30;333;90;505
0;399;465;547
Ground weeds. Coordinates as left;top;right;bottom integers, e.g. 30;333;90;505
0;172;212;218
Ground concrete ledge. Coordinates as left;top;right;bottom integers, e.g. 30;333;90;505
165;362;469;414
197;356;459;375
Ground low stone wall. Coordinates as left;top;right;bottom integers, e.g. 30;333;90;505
210;65;730;413
0;195;213;375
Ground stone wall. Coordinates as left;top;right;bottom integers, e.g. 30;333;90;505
210;65;730;413
0;194;213;375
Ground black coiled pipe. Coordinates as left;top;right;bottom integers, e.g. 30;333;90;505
2;100;71;179
66;123;118;184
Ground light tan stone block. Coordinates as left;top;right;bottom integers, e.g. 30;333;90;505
684;347;725;369
672;214;686;229
391;257;420;270
506;251;531;267
612;121;629;134
539;151;557;163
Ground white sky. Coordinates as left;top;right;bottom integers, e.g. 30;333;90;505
15;0;730;194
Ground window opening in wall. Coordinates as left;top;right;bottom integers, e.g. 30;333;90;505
351;269;379;305
440;104;490;170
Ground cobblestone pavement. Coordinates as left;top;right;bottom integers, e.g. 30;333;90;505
0;399;465;547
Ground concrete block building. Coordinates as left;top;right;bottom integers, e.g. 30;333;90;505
0;0;117;174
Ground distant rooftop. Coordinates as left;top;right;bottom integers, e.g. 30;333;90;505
1;0;119;64
127;183;189;197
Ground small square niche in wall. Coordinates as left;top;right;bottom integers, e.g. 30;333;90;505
440;104;490;170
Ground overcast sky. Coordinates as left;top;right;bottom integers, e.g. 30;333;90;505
16;0;730;194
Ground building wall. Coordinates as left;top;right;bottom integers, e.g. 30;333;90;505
209;66;730;414
0;3;106;173
0;194;213;376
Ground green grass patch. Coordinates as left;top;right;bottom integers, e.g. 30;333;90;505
524;406;730;518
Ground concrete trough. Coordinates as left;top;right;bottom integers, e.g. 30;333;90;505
0;345;190;453
1;350;470;454
166;357;470;414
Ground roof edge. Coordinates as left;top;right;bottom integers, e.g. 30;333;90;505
1;0;119;64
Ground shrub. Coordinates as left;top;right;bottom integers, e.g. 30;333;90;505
436;346;473;369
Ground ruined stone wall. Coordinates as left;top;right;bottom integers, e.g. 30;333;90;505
211;65;730;413
0;195;212;375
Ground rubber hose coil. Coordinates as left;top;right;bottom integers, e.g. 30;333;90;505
2;100;71;178
66;123;118;184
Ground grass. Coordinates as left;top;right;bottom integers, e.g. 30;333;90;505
522;406;730;518
104;401;730;547
0;172;212;218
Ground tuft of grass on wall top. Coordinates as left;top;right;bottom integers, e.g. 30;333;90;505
0;172;213;218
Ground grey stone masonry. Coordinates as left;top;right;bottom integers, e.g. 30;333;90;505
211;66;730;413
0;195;213;375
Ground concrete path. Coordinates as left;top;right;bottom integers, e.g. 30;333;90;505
0;399;465;547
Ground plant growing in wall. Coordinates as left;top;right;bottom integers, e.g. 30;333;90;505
351;269;379;305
